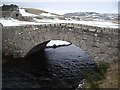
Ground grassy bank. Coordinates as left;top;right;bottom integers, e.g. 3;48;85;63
83;60;118;89
98;60;118;88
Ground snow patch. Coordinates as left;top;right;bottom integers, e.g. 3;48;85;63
0;17;118;28
33;18;55;23
70;20;118;28
40;13;56;17
19;8;38;17
33;18;118;28
0;18;49;26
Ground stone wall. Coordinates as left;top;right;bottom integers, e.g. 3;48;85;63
2;24;119;62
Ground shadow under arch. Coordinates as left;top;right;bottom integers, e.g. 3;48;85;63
23;40;51;71
24;40;50;59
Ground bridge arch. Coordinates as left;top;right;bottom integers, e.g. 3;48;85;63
2;24;118;61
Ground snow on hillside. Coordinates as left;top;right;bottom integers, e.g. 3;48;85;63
34;18;75;23
33;18;55;23
40;13;56;17
74;20;118;28
19;8;38;17
0;17;118;28
0;18;50;26
19;8;57;17
33;18;118;28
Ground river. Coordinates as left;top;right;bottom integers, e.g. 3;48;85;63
2;43;95;89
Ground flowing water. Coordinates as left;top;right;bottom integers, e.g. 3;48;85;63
2;44;95;89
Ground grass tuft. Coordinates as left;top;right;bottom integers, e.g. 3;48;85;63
84;61;110;88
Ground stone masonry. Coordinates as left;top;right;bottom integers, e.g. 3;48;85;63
2;23;119;62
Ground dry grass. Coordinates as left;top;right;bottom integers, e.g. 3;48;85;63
58;17;66;20
83;60;119;88
50;13;62;16
23;8;48;15
99;61;118;88
24;8;61;17
111;20;118;24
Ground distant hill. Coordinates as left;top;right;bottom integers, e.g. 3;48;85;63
64;12;118;21
64;12;99;17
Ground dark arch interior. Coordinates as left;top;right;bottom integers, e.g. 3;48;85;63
24;40;50;59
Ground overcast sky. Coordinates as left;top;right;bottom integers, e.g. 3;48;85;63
1;0;119;14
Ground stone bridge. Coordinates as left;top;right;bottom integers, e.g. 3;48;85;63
2;23;119;62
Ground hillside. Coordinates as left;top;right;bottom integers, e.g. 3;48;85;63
24;8;62;17
64;12;118;22
0;5;118;28
24;8;48;15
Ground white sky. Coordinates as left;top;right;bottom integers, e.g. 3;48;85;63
1;0;119;14
1;0;120;2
